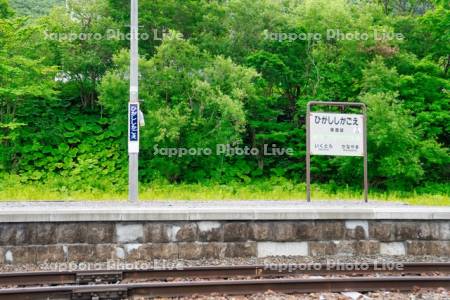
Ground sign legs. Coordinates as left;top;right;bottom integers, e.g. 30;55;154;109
363;108;368;203
306;101;368;203
306;103;311;202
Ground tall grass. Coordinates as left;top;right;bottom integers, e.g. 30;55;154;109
0;175;448;205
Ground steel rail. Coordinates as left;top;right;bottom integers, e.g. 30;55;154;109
0;276;448;300
1;262;449;287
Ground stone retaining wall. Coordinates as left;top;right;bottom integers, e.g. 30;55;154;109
0;220;448;264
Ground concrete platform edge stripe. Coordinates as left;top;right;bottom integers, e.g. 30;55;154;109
0;207;449;222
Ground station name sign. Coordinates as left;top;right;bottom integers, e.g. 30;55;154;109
128;103;139;153
309;112;364;157
306;101;368;202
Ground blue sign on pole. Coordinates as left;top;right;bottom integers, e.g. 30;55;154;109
129;103;139;142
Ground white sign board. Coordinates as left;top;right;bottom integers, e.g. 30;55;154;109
309;112;364;156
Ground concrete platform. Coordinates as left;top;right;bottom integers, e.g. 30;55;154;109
0;201;448;222
0;201;449;263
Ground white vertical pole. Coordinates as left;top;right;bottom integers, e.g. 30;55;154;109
129;0;139;203
363;105;368;203
306;103;311;202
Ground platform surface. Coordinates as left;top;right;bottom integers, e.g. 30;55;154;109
0;201;448;222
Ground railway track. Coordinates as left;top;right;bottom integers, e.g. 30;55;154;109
0;276;449;299
1;262;449;287
0;263;448;299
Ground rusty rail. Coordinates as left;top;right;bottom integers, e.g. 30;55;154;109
1;262;449;287
0;276;448;300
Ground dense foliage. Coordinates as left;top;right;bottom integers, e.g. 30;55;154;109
8;0;64;17
0;0;448;193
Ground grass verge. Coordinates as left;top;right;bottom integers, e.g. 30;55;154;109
0;176;448;206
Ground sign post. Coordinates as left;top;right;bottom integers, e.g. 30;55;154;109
128;0;139;203
306;101;368;202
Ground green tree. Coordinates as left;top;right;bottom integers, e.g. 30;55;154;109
377;0;434;15
0;0;14;18
420;6;450;74
8;0;64;17
0;15;57;170
41;0;121;108
107;0;211;57
99;34;258;182
356;92;448;189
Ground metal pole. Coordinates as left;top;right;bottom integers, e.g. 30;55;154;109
306;103;311;202
363;104;368;203
129;0;139;203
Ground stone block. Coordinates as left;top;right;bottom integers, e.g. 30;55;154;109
5;249;13;264
295;222;319;241
257;242;308;257
151;243;178;259
56;223;88;244
345;221;368;240
63;244;117;263
355;241;380;255
144;223;170;243
176;223;199;242
369;222;395;241
67;244;96;262
0;247;4;264
406;241;429;256
273;222;297;242
316;221;345;240
416;222;439;240
0;224;29;246
203;242;227;259
333;241;356;256
95;244;119;261
225;242;256;257
309;242;337;256
0;224;15;245
380;242;406;256
394;222;418;240
167;224;181;242
250;222;273;241
178;243;204;260
35;245;65;263
198;222;223;242
116;224;144;243
393;222;437;241
223;223;249;242
86;223;115;244
29;223;57;245
439;222;450;240
430;241;449;256
115;246;125;260
310;240;379;256
125;244;151;261
406;241;450;256
7;246;37;264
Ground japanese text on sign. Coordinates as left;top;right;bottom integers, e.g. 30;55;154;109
309;112;363;156
128;103;139;153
